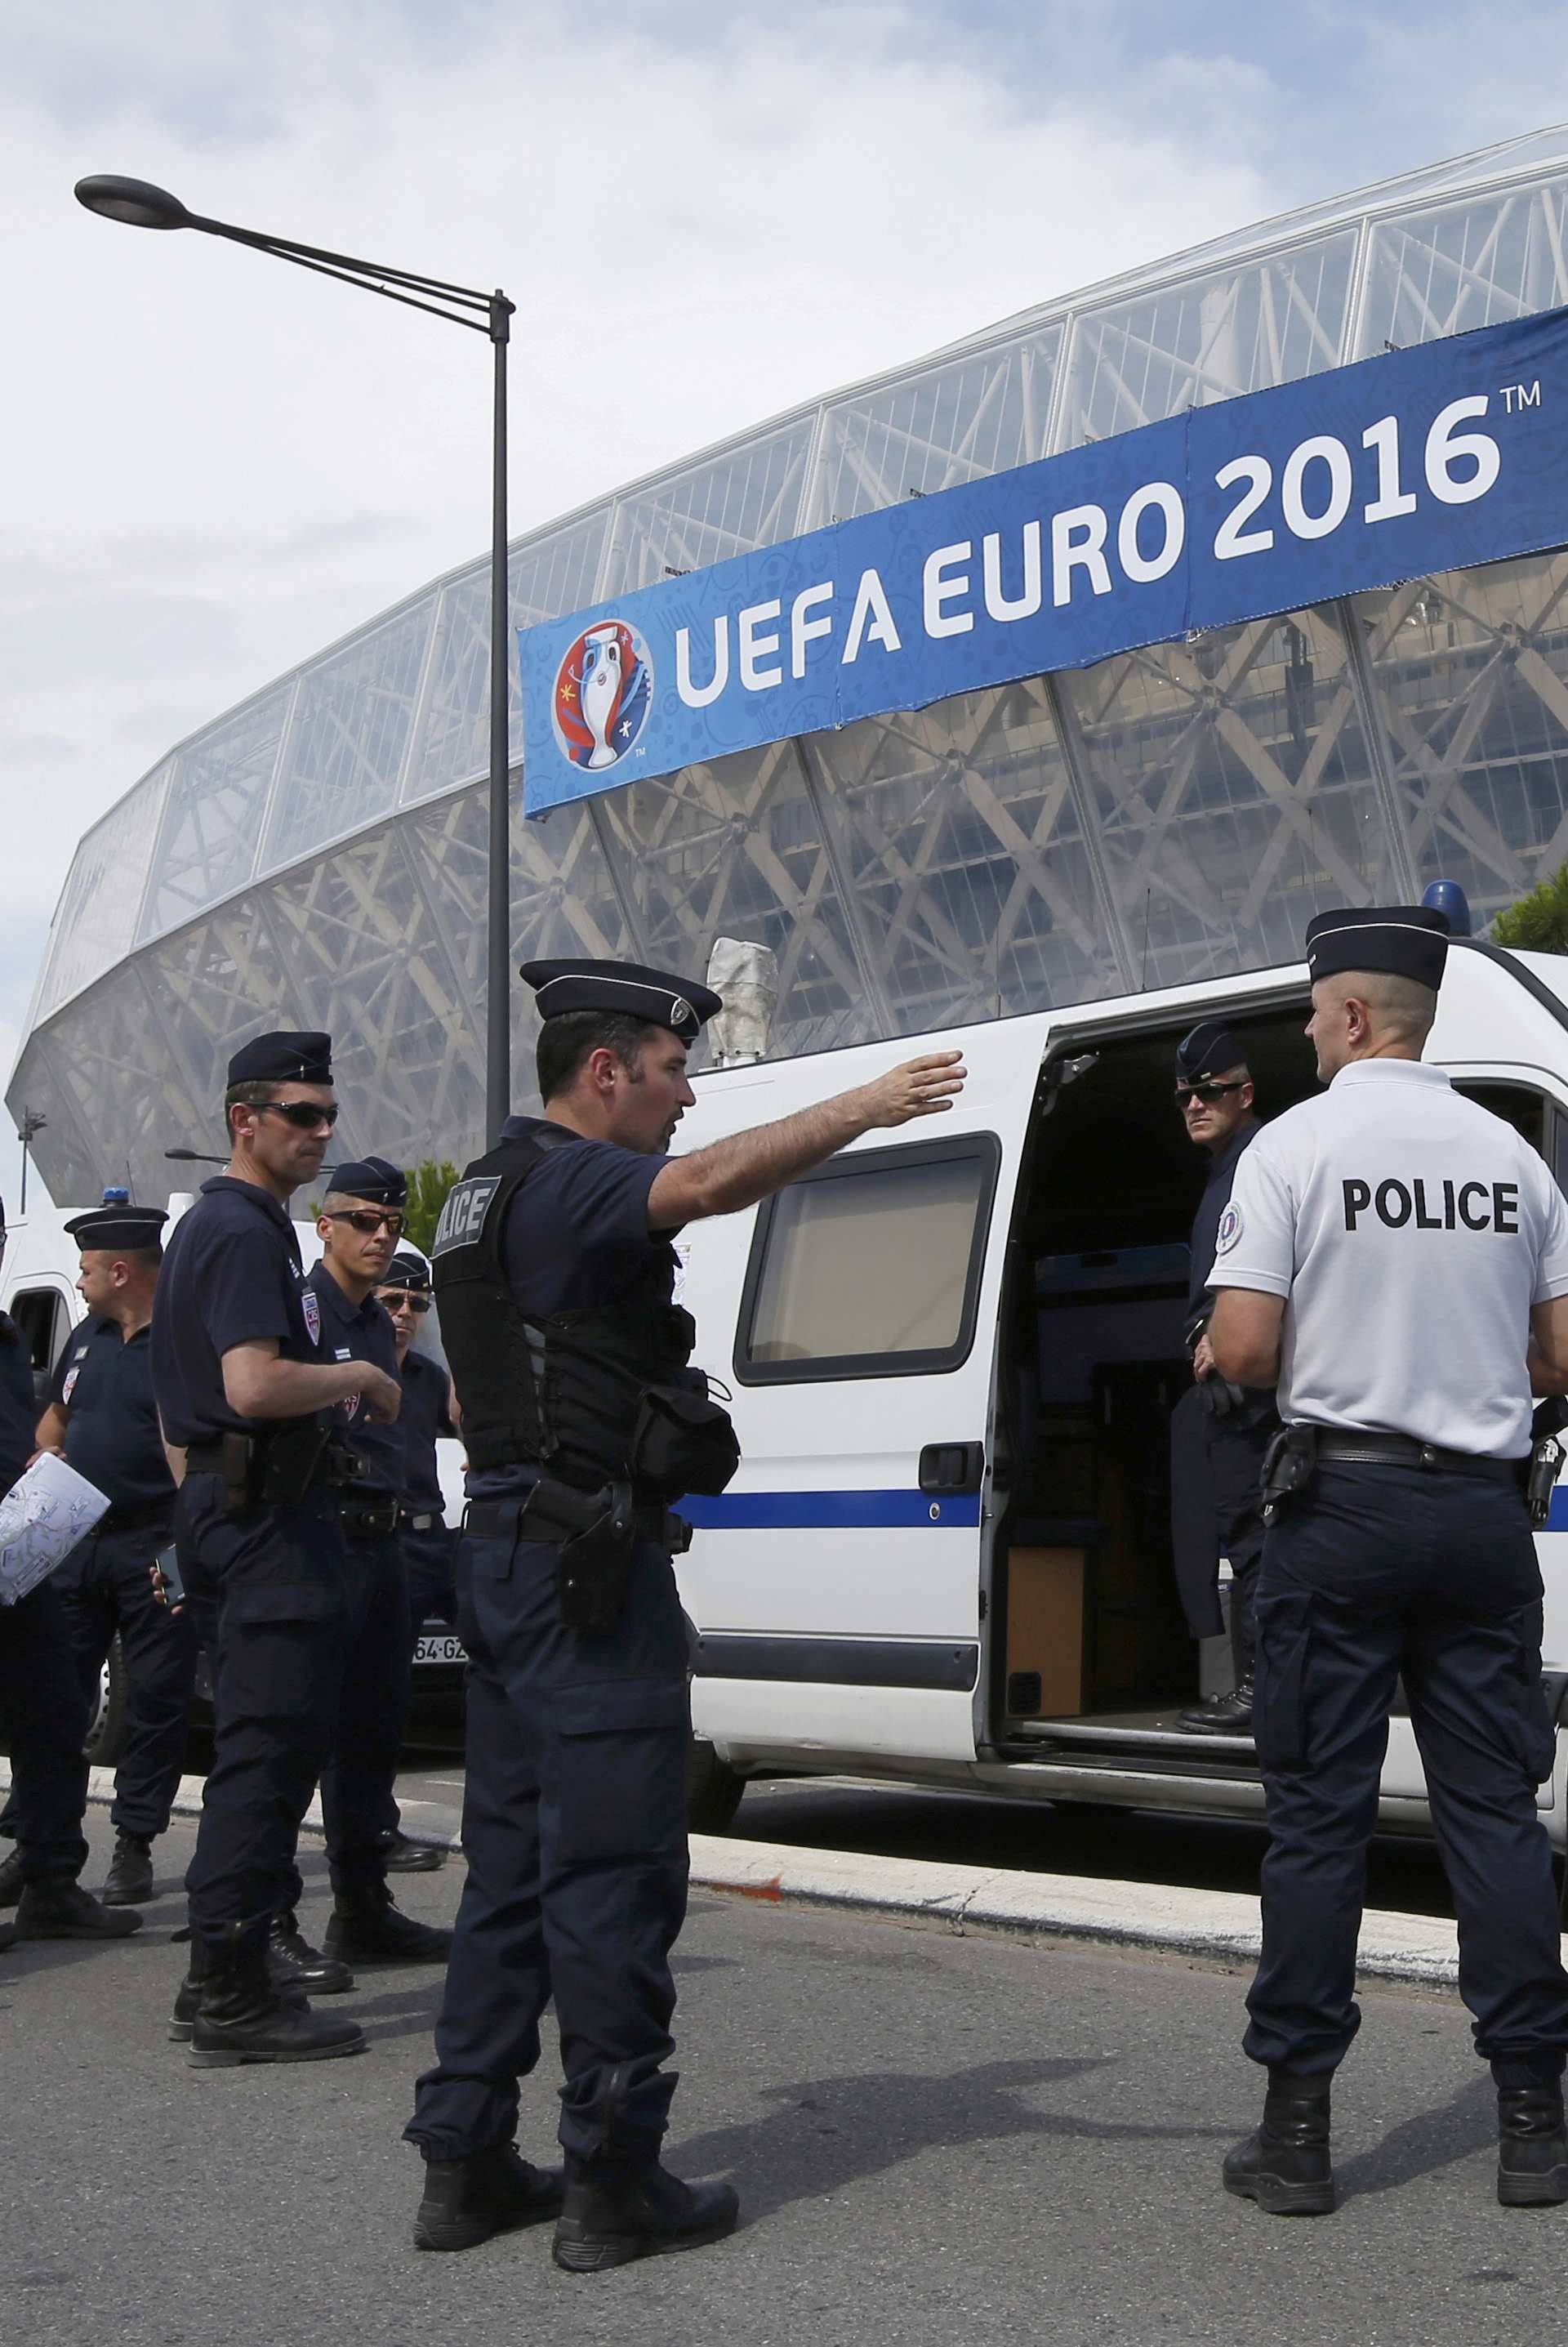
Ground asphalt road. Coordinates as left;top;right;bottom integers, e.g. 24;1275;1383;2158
3;1809;1564;2347
395;1750;1463;1917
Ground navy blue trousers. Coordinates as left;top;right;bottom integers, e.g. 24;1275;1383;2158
1246;1461;1568;2086
54;1518;198;1838
1205;1410;1273;1678
0;1578;90;1880
406;1530;689;2166
179;1475;393;1953
283;1528;412;1910
375;1526;459;1842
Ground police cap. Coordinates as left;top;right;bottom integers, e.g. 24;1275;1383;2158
226;1030;333;1087
64;1205;168;1252
1175;1020;1250;1085
519;957;722;1046
380;1251;431;1292
1304;905;1449;990
327;1157;408;1207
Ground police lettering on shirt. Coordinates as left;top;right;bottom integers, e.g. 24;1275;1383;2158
1214;1060;1568;1458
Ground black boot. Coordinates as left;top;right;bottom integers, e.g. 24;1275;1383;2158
16;1876;143;1940
1223;2068;1334;2215
270;1909;354;1995
0;1844;21;1907
553;2155;740;2273
1498;2086;1568;2206
0;1920;15;1952
1178;1673;1254;1734
188;1937;366;2068
323;1883;452;1967
413;2143;565;2252
101;1832;155;1906
169;1936;309;2043
380;1830;445;1875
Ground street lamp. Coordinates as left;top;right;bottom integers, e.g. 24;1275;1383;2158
75;174;518;1143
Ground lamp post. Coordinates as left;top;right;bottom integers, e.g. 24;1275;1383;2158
75;174;518;1143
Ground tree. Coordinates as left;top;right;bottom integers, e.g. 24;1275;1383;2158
403;1158;461;1258
1492;863;1568;955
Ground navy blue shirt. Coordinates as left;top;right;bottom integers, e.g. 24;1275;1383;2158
473;1118;675;1499
307;1265;403;1496
398;1348;454;1514
0;1313;34;1496
152;1176;327;1447
49;1317;175;1511
1186;1120;1263;1325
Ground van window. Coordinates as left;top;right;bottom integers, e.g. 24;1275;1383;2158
735;1136;1000;1384
7;1285;72;1405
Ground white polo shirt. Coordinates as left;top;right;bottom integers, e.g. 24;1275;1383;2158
1212;1059;1568;1457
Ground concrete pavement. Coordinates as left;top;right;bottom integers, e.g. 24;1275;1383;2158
2;1808;1567;2347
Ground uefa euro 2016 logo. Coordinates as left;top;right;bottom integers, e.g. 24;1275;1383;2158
552;620;653;771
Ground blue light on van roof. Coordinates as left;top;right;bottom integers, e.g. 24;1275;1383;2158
1422;878;1472;935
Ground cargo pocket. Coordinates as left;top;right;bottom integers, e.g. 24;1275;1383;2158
551;1679;691;1865
1252;1586;1314;1773
1501;1602;1557;1786
216;1582;346;1732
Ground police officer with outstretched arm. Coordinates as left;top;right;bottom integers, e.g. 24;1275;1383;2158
1167;1023;1280;1734
153;1033;402;2067
1208;906;1568;2216
404;957;964;2266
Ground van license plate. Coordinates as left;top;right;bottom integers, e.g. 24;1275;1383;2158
414;1634;465;1666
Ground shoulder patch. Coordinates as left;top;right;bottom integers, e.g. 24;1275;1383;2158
301;1289;322;1348
433;1175;502;1256
1215;1202;1243;1256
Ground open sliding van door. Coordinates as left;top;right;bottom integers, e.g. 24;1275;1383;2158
678;1016;1047;1768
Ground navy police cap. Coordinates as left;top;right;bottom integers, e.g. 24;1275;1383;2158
380;1251;432;1292
1174;1020;1250;1085
327;1156;407;1207
227;1030;332;1087
65;1205;168;1252
519;957;722;1046
1304;904;1449;990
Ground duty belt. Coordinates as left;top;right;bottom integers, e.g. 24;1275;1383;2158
465;1484;679;1546
1315;1432;1519;1480
340;1497;402;1540
399;1508;442;1533
95;1497;177;1534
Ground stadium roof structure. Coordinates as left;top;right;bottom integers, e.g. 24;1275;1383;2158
16;124;1568;1200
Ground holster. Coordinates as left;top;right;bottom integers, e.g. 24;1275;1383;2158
1261;1424;1318;1523
256;1419;335;1506
522;1476;637;1635
1526;1433;1565;1532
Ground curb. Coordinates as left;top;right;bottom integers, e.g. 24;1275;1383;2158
7;1761;1472;1994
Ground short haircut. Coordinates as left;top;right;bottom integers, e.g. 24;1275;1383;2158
537;1010;656;1103
1334;967;1437;1046
320;1190;393;1216
82;1244;163;1274
223;1078;274;1138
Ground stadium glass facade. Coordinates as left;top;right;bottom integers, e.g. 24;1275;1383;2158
16;129;1568;1202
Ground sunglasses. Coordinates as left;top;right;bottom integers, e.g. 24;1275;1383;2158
378;1289;432;1313
1174;1079;1248;1108
256;1100;340;1131
326;1207;406;1237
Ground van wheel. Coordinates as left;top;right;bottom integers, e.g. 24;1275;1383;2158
85;1635;129;1768
685;1737;745;1835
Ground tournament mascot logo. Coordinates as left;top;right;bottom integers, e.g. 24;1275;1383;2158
552;619;653;771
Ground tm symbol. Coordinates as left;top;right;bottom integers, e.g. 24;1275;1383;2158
1501;380;1542;413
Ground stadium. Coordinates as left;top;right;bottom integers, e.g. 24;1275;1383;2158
15;126;1568;1202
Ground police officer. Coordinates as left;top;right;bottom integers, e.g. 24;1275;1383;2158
295;1163;451;1966
373;1248;458;1873
153;1033;402;2066
1209;906;1568;2215
0;1197;138;1948
1166;1022;1279;1733
26;1204;198;1906
404;957;965;2264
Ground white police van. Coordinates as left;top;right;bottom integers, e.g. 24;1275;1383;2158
0;1193;466;1762
675;928;1568;1848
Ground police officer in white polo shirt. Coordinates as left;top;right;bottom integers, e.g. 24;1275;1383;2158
1207;904;1568;2219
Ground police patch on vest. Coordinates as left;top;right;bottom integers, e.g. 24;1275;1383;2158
1215;1202;1243;1255
302;1289;322;1347
433;1175;502;1256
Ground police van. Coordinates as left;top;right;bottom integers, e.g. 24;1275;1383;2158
674;926;1568;1848
0;1193;466;1761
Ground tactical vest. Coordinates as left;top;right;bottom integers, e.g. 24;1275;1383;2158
430;1122;706;1492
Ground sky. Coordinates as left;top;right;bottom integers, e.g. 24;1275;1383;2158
4;0;1568;1209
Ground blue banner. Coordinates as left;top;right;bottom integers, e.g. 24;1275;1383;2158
521;308;1568;814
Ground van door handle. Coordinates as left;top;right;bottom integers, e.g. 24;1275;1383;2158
919;1442;985;1495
